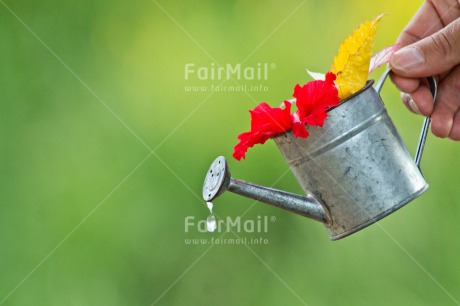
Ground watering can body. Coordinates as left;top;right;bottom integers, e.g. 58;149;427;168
274;79;427;239
203;70;437;240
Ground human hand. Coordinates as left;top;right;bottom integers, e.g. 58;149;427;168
389;0;460;140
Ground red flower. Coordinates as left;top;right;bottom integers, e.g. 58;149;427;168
233;101;293;161
292;72;339;136
233;72;340;161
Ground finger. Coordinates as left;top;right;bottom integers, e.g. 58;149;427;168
448;110;460;140
431;107;454;138
430;65;460;137
408;81;435;116
396;1;445;47
430;0;460;26
390;19;460;78
389;72;421;93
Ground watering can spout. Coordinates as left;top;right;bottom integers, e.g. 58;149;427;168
202;156;330;225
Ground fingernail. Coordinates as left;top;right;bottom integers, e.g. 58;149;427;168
401;92;421;114
391;47;425;72
409;98;421;115
400;92;411;104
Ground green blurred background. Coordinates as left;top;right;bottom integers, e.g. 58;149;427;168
1;0;459;305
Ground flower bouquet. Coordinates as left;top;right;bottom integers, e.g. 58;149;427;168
233;15;398;161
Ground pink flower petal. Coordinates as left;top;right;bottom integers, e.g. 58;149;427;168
369;44;399;73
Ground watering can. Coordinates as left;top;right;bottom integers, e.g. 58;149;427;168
202;69;437;240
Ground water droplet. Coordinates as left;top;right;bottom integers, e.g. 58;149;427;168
206;214;217;232
206;201;213;214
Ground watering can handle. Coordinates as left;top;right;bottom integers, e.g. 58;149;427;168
374;68;438;170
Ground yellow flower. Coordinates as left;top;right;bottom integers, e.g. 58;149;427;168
331;15;384;100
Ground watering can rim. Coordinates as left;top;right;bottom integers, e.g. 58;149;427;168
328;79;375;113
273;79;376;140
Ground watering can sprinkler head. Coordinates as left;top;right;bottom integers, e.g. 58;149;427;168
202;156;232;202
202;156;330;225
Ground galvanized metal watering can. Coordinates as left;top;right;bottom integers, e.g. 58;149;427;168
202;69;437;240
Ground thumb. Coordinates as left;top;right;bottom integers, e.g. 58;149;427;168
390;18;460;78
